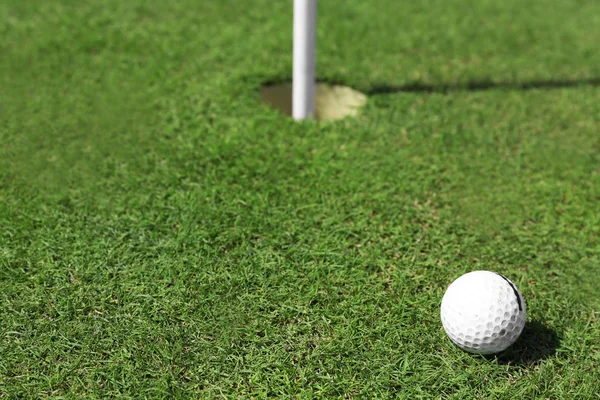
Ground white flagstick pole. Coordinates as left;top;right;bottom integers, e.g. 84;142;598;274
293;0;317;120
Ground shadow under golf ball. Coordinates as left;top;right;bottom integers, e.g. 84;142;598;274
492;320;561;366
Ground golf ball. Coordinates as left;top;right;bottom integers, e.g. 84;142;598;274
440;270;526;354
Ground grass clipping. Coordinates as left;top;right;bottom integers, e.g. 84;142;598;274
261;83;367;121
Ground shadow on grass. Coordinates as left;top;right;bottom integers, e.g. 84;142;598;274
368;77;600;95
492;320;560;366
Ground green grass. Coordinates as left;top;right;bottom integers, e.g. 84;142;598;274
1;0;600;397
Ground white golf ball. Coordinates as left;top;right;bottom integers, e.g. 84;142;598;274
440;270;526;354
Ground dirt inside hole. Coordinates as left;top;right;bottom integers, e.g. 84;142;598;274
260;83;367;121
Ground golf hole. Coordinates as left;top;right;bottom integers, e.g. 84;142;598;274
260;83;367;121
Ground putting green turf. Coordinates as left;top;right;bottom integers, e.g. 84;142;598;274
1;0;600;397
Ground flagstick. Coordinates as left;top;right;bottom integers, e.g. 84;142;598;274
293;0;317;120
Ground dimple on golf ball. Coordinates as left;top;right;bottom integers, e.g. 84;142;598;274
440;270;526;355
